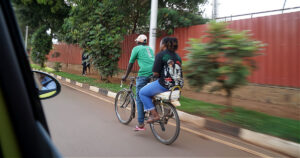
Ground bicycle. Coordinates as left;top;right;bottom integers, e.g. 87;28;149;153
114;77;181;145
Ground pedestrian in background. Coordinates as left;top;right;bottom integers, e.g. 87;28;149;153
82;51;88;76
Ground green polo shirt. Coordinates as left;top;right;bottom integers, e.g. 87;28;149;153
129;45;154;77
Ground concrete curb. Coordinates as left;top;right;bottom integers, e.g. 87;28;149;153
177;110;206;128
66;78;71;83
89;86;99;93
36;69;300;158
107;91;117;98
75;82;83;87
239;129;300;158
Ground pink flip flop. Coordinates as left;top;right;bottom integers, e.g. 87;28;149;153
134;125;145;131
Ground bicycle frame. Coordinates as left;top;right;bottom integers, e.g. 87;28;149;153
120;77;180;120
119;78;136;118
116;77;180;144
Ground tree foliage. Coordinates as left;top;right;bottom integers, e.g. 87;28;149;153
15;0;208;80
62;0;125;79
156;0;208;34
157;8;208;34
159;0;205;13
31;25;52;67
185;22;264;109
12;0;70;38
115;0;207;34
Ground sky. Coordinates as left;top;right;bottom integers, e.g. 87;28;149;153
202;0;300;20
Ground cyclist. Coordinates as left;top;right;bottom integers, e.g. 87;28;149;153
139;37;183;123
38;74;57;90
122;34;155;131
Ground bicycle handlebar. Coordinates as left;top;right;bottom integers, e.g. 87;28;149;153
120;77;136;88
129;77;135;81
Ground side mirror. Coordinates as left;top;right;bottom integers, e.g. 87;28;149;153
33;71;61;100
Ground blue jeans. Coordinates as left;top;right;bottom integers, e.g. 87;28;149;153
139;80;168;111
136;76;151;124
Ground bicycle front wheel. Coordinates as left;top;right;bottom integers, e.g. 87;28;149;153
150;102;180;145
115;90;135;124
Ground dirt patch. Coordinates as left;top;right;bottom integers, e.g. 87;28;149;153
60;67;300;120
182;89;300;120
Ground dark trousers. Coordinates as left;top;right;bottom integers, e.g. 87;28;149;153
86;64;90;74
136;76;151;124
82;63;87;75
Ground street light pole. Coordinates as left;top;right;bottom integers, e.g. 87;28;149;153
149;0;158;51
213;0;218;20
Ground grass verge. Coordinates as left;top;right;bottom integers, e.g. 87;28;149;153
31;64;300;143
178;97;300;143
31;64;131;92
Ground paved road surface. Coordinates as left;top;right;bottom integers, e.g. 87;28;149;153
42;84;285;158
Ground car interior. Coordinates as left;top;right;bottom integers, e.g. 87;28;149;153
0;0;61;157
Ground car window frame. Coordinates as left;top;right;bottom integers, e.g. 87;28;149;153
0;0;61;157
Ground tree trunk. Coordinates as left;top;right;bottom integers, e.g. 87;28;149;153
132;20;137;34
221;89;234;114
226;89;232;108
99;75;110;83
40;62;44;68
131;3;140;34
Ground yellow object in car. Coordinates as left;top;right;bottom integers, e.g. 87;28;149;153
39;90;57;99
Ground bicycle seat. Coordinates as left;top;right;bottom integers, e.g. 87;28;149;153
154;90;181;106
154;90;180;101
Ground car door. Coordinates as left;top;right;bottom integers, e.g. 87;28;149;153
0;0;61;157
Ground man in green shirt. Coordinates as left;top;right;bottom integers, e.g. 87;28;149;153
122;34;154;131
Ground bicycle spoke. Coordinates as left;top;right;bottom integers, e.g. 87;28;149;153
150;102;180;145
115;90;134;124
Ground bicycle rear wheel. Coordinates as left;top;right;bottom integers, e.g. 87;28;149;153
150;102;180;145
115;90;135;124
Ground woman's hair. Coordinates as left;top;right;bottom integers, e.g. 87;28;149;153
161;37;178;52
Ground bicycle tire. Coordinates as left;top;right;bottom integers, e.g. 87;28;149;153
115;90;135;124
150;102;180;145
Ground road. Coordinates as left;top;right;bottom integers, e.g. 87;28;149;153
42;83;285;158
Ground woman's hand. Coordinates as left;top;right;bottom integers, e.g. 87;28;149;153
153;72;159;78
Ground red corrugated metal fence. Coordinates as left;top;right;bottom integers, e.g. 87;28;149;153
119;12;300;88
48;11;300;88
48;43;82;65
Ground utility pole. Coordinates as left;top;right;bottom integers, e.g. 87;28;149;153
25;26;28;51
212;0;218;20
282;0;287;13
149;0;158;51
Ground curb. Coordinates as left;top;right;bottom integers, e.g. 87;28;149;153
35;69;300;158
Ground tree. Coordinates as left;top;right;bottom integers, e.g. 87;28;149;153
159;0;205;13
185;22;264;112
12;0;70;43
157;8;208;34
59;0;208;80
114;0;207;34
62;0;125;80
156;0;208;34
31;25;53;67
